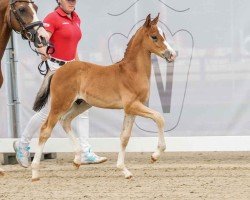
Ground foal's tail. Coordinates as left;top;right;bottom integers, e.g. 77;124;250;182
33;71;55;112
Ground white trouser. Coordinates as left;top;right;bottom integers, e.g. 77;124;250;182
20;59;91;151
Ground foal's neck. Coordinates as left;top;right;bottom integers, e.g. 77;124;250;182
123;37;152;79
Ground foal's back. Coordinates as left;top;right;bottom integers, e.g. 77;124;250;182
51;61;124;109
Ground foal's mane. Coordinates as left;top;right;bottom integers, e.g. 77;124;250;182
114;26;143;65
123;27;143;59
124;35;135;58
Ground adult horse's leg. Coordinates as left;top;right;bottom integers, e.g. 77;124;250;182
60;101;91;169
125;101;166;162
31;112;60;181
0;65;3;88
117;114;135;179
0;18;12;89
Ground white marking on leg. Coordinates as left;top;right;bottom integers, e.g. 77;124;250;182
68;131;82;166
151;112;166;162
117;115;135;178
31;142;45;180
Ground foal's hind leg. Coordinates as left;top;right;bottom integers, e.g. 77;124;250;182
117;114;135;179
125;101;166;162
31;113;59;181
60;101;91;169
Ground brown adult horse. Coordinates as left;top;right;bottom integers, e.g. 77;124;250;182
0;0;48;176
0;0;49;88
31;14;177;181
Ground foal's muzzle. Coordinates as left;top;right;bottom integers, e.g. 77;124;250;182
163;50;177;63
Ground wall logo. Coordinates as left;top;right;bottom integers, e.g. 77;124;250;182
108;0;194;133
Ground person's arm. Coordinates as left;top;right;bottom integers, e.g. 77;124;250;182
37;31;52;61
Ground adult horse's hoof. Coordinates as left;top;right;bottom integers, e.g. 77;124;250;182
73;162;81;169
31;178;40;182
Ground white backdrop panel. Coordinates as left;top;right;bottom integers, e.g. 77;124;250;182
1;0;250;139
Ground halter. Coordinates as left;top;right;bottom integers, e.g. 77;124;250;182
9;0;47;47
9;0;55;76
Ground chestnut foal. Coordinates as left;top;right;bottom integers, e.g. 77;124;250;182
31;14;177;181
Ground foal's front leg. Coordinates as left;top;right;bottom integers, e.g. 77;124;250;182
126;101;166;162
117;114;135;179
31;140;46;181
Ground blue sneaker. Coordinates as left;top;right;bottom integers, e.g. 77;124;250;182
81;147;107;164
13;141;30;168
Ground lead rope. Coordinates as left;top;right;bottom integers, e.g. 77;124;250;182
37;60;50;76
28;41;55;76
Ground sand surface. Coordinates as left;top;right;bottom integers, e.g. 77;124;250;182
0;152;250;200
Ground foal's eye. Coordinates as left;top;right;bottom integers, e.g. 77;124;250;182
151;36;158;42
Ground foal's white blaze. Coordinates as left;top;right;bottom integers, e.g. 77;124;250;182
157;26;176;56
28;3;50;42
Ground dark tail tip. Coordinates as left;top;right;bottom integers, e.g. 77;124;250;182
33;74;54;112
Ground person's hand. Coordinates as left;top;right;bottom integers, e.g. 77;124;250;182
41;54;50;61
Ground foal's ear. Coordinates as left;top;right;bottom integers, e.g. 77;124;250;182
151;13;160;25
144;14;151;28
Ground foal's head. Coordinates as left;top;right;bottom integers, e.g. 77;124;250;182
142;14;177;63
8;0;49;47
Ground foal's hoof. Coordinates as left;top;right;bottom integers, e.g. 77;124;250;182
150;155;157;163
73;162;81;169
125;174;133;179
31;178;40;182
124;171;133;179
151;151;161;163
